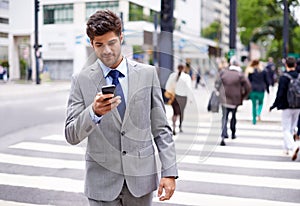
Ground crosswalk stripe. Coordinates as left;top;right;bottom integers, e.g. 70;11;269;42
0;173;83;193
9;140;284;157
178;170;300;190
152;191;300;206
0;200;54;206
0;153;84;170
9;142;85;155
195;127;282;138
1;169;299;197
0;151;298;171
176;143;287;157
179;155;300;170
41;135;66;142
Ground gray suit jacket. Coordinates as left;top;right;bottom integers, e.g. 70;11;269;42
65;58;178;201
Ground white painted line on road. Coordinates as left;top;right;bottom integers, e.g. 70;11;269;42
191;121;282;131
176;142;286;157
153;191;300;206
0;173;83;193
41;135;66;141
179;155;300;171
9;142;85;155
0;153;84;170
0;200;54;206
179;170;300;190
45;105;66;111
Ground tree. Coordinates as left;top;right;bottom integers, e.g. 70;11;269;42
202;20;222;41
237;0;300;60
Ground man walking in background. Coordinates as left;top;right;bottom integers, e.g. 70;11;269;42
270;57;300;160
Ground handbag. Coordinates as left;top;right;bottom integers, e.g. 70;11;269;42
207;90;220;113
164;90;175;105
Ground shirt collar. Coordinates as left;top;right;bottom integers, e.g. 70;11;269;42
98;57;127;78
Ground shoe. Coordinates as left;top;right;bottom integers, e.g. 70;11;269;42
220;140;226;146
179;128;183;133
292;147;299;161
223;135;228;139
294;134;300;141
172;130;176;136
232;135;236;139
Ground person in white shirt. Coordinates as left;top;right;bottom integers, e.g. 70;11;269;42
165;64;192;135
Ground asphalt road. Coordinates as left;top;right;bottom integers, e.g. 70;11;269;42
0;80;300;206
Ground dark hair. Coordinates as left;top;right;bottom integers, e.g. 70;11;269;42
250;59;259;67
86;10;122;40
176;64;184;81
286;57;296;68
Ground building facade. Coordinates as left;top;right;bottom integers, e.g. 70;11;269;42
0;0;9;61
8;0;228;81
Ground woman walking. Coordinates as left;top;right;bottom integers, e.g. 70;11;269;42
165;64;192;135
245;60;269;125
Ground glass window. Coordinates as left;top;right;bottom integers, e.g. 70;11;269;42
0;32;8;38
0;17;9;24
129;2;143;21
86;1;119;20
43;4;73;24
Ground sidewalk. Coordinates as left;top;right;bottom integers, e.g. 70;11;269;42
0;80;71;99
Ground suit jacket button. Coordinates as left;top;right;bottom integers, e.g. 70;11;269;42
121;131;125;136
122;151;127;155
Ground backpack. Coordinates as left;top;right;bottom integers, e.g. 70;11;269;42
283;73;300;108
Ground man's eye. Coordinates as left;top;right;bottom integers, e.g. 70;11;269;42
108;41;116;46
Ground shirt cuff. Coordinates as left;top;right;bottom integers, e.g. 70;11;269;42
89;106;102;124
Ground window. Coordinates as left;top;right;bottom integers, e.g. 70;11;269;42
0;32;8;38
43;4;73;24
129;2;143;21
86;1;119;19
0;17;8;24
0;0;9;9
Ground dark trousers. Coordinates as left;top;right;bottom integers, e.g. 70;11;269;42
298;114;300;136
221;106;237;138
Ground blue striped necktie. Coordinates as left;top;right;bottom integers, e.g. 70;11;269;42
108;70;126;120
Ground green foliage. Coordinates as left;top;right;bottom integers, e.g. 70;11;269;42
0;60;9;68
202;20;222;41
19;58;27;79
237;0;300;59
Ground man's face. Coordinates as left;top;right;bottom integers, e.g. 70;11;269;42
91;31;123;69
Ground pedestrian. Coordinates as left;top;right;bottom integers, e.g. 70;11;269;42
245;59;269;124
195;67;204;89
165;64;192;135
265;57;276;87
65;10;178;206
295;59;300;141
269;57;300;161
215;58;251;146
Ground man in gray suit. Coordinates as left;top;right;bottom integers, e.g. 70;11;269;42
65;10;178;206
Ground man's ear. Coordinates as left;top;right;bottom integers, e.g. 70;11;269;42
120;33;124;44
90;40;94;48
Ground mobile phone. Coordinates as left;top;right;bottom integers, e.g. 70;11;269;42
102;85;116;95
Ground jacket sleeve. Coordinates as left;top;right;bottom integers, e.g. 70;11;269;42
65;74;98;145
150;68;178;178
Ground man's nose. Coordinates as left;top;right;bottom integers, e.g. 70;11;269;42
103;45;112;54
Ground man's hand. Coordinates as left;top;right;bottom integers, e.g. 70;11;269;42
157;177;176;201
92;93;121;116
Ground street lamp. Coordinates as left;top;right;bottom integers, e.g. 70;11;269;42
229;0;237;59
34;0;41;84
283;0;289;58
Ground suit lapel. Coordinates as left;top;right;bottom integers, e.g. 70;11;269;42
123;59;139;122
